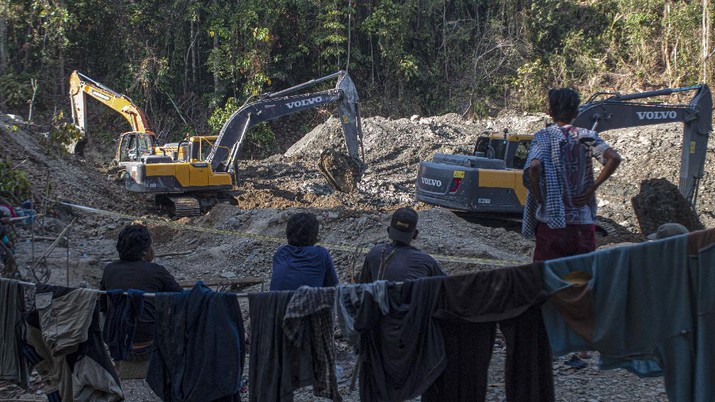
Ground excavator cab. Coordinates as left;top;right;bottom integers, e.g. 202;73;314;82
116;131;156;163
472;134;532;169
157;136;218;163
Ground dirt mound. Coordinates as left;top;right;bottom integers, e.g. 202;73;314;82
631;178;704;235
261;113;715;236
595;124;715;231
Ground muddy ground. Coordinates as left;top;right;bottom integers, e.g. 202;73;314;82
3;108;710;400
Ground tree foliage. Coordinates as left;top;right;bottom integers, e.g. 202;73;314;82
0;0;712;145
0;157;30;201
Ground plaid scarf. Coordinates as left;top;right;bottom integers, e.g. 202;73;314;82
523;125;601;239
283;286;342;401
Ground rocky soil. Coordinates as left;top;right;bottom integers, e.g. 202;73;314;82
2;107;710;401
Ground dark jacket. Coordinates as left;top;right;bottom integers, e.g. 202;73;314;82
360;242;445;283
146;283;246;402
100;259;182;342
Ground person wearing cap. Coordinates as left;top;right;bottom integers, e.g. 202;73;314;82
647;223;689;240
270;212;339;291
360;207;446;282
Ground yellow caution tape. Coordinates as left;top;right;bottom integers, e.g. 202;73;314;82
59;201;528;267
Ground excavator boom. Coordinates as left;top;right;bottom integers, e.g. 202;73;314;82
69;70;155;156
575;84;712;206
206;71;364;174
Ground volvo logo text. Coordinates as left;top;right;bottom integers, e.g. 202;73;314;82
421;177;442;187
286;96;323;109
636;111;677;120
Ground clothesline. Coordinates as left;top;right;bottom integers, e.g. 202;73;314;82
13;279;252;298
11;278;407;299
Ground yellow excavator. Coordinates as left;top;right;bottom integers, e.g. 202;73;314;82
69;70;219;180
69;70;161;164
122;70;366;216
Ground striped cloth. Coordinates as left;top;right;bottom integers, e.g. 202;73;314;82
283;286;342;401
522;124;608;239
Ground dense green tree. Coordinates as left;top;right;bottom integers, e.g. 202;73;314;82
0;0;711;150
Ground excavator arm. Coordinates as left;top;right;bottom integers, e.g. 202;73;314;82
574;84;712;207
205;71;365;191
69;70;155;155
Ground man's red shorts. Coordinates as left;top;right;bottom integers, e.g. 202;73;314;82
533;222;596;262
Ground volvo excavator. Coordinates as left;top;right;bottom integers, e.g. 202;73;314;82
69;70;159;164
123;70;366;216
416;83;712;213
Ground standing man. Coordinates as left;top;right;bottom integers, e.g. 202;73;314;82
523;88;621;261
360;207;446;282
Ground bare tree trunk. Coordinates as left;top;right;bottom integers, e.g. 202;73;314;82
192;18;198;87
23;25;31;71
370;35;375;85
58;49;65;102
0;0;8;74
663;1;672;83
57;0;66;101
443;0;448;82
184;19;193;93
212;0;220;95
703;0;711;83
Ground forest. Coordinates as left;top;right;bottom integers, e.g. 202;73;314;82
0;0;712;151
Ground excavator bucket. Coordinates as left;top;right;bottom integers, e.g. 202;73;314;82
318;149;364;193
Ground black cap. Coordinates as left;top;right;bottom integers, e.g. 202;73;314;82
388;207;418;244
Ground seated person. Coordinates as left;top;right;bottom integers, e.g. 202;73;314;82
100;223;182;348
360;207;446;282
270;212;339;291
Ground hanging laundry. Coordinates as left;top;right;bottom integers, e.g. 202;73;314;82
146;283;246;402
27;285;123;402
25;311;70;402
282;286;341;401
102;289;145;361
248;291;291;402
334;281;390;346
0;278;29;388
691;231;715;402
353;277;445;402
423;263;554;402
249;287;341;402
541;233;697;401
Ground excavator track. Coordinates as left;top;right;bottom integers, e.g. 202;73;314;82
453;212;620;238
166;196;201;217
594;217;619;238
